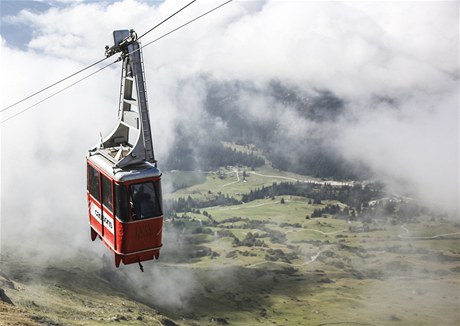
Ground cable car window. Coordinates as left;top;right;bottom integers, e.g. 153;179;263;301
130;181;162;220
101;174;113;212
114;183;129;222
153;179;163;212
88;165;100;201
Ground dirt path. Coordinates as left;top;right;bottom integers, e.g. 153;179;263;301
246;250;323;268
298;228;348;236
245;223;349;269
220;169;354;190
248;171;298;182
248;171;354;187
222;168;240;188
398;225;460;240
206;200;278;211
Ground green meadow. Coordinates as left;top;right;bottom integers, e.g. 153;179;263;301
1;164;459;325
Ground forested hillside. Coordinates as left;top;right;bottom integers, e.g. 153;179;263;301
163;78;370;180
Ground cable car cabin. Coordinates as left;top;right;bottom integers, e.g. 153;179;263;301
87;29;162;269
87;154;163;268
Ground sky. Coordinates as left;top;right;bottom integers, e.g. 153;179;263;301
0;0;458;290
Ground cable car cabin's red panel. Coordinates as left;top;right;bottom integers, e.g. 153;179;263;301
116;217;163;259
114;222;162;266
87;157;163;268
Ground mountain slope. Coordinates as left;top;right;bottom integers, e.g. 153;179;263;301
0;256;174;326
163;77;370;180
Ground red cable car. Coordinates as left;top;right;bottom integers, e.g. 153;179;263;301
86;30;162;270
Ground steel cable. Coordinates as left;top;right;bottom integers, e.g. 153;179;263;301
1;0;233;123
1;59;119;124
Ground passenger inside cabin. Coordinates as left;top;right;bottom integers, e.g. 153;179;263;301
131;183;160;219
133;185;148;218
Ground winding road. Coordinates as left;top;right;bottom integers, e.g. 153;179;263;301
221;168;240;188
246;249;323;269
220;168;355;189
398;224;460;240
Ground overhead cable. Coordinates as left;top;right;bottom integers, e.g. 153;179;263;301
141;0;233;50
1;59;119;124
137;0;197;41
1;56;110;113
1;0;234;123
1;0;199;113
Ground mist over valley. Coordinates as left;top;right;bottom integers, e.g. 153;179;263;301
1;1;458;325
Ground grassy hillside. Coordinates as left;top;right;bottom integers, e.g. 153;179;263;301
0;256;173;326
1;161;459;325
160;163;460;325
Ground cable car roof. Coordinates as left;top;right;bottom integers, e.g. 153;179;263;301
87;153;161;182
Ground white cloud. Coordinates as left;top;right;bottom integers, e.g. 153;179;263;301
339;90;459;210
1;0;458;264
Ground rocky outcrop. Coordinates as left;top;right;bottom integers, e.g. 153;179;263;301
0;287;14;305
